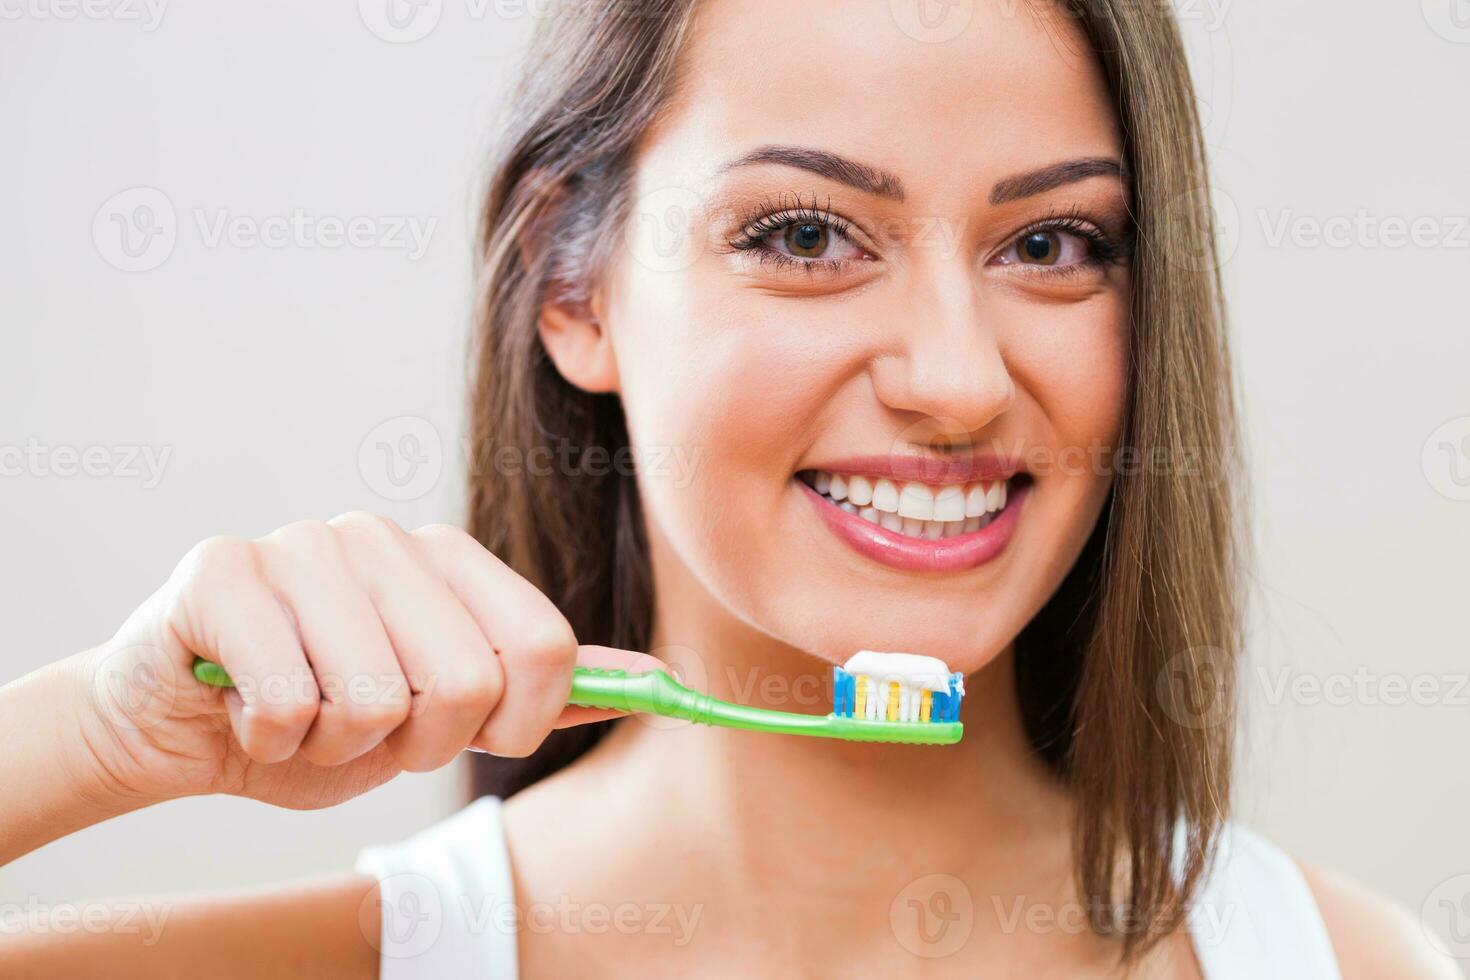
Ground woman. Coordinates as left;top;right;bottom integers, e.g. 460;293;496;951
0;0;1452;976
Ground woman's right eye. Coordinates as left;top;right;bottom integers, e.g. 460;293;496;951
765;220;863;262
727;201;872;272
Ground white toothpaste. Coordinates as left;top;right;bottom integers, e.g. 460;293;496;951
842;650;963;722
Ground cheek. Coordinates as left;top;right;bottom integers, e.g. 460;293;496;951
608;264;863;477
1004;289;1130;463
604;262;860;555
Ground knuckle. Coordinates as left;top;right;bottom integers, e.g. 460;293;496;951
177;534;256;587
249;696;318;736
345;692;413;732
410;522;471;550
477;729;547;759
327;514;405;552
330;510;403;539
389;741;453;774
261;519;338;558
515;615;578;668
433;662;502;712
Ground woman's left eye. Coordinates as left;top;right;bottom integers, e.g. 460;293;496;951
761;220;865;262
995;228;1094;269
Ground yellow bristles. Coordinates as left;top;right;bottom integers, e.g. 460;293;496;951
854;674;867;718
886;682;899;722
920;689;931;722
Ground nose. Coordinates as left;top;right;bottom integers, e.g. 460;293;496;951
868;274;1016;437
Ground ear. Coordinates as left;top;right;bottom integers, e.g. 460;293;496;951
516;169;620;394
538;284;619;394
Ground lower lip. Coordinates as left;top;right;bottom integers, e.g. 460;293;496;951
799;478;1027;573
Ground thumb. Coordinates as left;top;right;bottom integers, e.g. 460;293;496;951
552;644;667;729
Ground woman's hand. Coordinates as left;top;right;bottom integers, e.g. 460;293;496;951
66;513;652;813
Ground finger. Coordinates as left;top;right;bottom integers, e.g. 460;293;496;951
256;520;409;768
554;644;669;729
168;536;318;764
409;524;575;758
328;513;504;772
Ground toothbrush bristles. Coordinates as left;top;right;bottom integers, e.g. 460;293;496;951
831;651;964;724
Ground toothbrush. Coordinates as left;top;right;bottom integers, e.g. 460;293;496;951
190;650;964;745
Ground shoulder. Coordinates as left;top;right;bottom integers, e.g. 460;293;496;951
1296;858;1460;980
352;796;520;975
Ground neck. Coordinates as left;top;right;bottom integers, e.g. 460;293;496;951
582;594;1077;913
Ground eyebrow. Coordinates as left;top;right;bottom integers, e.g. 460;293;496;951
717;145;1126;207
717;144;906;200
989;157;1126;204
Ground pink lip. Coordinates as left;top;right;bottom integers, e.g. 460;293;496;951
806;454;1022;485
798;477;1028;573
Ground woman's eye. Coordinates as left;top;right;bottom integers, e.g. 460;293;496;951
997;229;1093;268
763;220;863;262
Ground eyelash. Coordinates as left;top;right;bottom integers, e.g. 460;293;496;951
1001;208;1131;276
726;197;1131;277
726;192;860;275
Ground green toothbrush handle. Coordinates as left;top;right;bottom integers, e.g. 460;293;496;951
191;657;962;744
192;659;731;721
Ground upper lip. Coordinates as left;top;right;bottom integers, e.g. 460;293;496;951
800;454;1023;485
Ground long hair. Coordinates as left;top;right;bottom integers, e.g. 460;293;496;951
464;0;1240;961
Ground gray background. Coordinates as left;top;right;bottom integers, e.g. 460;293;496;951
2;0;1466;968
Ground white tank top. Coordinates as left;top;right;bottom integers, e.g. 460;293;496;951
354;796;1342;978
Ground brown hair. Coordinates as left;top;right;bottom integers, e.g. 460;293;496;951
465;0;1239;962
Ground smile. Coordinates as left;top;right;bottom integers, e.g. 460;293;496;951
796;460;1029;572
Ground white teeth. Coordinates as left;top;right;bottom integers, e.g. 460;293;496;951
807;470;1014;540
872;479;900;513
933;486;965;522
986;480;1003;512
897;483;934;520
965;484;988;518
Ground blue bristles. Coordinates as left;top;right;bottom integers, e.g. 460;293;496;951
830;666;962;722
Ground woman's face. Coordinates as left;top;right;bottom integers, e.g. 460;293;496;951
586;0;1130;673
